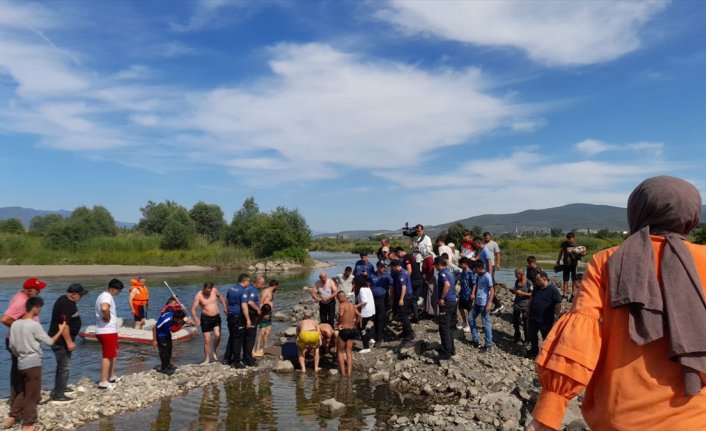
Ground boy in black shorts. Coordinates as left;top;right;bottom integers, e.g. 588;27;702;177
336;291;360;376
456;257;474;334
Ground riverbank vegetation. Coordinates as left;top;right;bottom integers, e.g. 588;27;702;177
0;198;312;267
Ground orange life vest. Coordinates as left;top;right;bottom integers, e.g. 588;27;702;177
130;279;149;306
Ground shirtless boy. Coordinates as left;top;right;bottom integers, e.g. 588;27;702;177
318;323;335;356
296;319;321;372
336;291;360;376
191;282;227;364
254;280;278;357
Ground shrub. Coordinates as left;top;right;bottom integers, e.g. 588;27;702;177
160;209;197;250
271;247;309;262
29;214;64;236
0;218;25;234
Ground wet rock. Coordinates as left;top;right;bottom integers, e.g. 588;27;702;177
319;398;346;417
275;360;295;373
369;371;389;383
283;326;297;337
273;312;289;321
327;369;339;376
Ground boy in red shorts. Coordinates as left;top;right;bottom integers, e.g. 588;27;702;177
95;278;124;390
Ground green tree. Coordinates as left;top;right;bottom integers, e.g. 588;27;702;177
594;229;613;239
68;205;117;237
469;225;483;238
255;206;312;257
160;208;197;250
189;201;225;242
29;214;64;236
550;227;564;237
693;224;706;245
225;197;262;247
443;222;467;245
0;218;25;234
138;200;184;235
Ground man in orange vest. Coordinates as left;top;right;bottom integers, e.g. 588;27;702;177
129;277;149;330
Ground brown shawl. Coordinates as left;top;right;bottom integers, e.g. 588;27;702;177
608;176;706;396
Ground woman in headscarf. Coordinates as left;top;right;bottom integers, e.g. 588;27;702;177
528;176;706;430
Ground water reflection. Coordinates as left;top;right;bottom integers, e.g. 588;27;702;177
78;371;417;431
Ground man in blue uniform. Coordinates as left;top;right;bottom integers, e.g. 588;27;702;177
353;252;375;277
391;260;414;341
436;256;457;360
224;274;247;368
242;279;261;367
368;261;392;344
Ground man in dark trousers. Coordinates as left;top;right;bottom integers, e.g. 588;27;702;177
368;261;392;344
242;278;261;367
390;260;415;341
224;274;247;368
436;257;457;360
48;283;87;403
526;271;563;357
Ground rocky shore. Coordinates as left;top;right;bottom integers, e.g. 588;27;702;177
277;281;588;431
0;360;274;431
246;258;333;273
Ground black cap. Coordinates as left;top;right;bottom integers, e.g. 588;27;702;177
67;283;88;296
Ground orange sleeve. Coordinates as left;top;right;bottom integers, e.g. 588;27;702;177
532;254;606;430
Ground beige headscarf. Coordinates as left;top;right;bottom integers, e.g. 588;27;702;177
608;176;706;396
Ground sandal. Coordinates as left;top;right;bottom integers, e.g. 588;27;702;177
109;376;122;383
97;383;115;390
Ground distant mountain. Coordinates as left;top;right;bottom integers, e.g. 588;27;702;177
319;203;706;239
439;203;630;234
0;206;135;229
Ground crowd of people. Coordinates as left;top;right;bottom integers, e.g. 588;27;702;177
294;225;582;376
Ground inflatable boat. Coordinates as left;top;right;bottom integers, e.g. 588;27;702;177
80;318;199;344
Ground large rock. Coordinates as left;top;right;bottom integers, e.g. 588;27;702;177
275;360;294;373
283;326;297;337
319;398;346;417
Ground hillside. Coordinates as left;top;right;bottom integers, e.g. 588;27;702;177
0;206;134;229
317;203;706;238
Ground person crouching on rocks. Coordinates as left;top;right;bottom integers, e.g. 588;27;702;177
4;297;67;431
336;291;360;376
296;319;321;372
152;308;187;375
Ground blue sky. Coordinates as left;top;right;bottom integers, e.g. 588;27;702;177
1;0;705;232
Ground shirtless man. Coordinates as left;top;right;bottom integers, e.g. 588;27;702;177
318;323;335;356
191;282;227;364
254;280;278;357
336;291;360;376
296;318;321;372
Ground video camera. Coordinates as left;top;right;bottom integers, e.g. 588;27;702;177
402;222;418;238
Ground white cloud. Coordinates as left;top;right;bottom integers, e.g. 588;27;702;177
379;0;669;66
576;139;613;155
377;148;681;225
181;43;536;181
575;139;664;156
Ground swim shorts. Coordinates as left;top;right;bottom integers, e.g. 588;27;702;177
338;328;357;342
96;333;119;359
296;330;320;350
258;315;272;329
200;314;222;333
132;305;146;322
458;298;472;311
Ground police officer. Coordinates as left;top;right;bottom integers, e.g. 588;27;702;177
242;279;261;367
436;256;457;360
224;274;247;368
390;260;414;342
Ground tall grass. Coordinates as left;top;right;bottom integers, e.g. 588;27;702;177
0;233;256;268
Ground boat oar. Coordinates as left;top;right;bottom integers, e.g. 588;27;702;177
163;281;198;331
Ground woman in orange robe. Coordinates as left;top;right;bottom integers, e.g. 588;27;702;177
528;176;706;431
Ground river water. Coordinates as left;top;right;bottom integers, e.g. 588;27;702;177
0;251;521;429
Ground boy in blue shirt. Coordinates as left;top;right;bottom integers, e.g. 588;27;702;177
152;308;186;375
456;257;475;334
435;256;456;360
469;260;494;351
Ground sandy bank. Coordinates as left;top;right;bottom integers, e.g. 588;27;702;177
0;264;211;280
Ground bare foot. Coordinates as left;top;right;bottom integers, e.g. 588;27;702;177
212;353;219;361
253;351;264;358
3;417;16;429
21;424;35;431
200;359;210;365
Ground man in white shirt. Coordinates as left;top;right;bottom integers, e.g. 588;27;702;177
412;224;433;262
354;275;376;353
333;267;355;302
95;278;124;390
